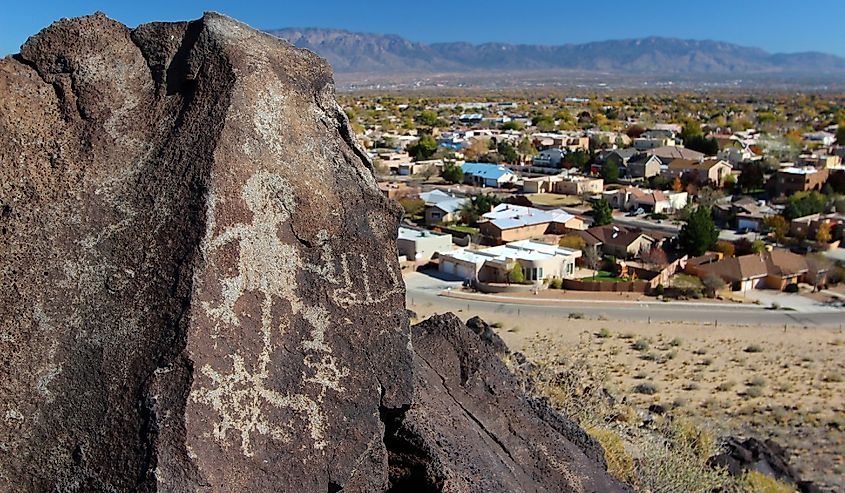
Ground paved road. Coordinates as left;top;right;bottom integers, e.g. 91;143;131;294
404;272;845;328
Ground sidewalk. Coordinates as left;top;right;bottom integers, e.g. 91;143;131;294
440;289;764;310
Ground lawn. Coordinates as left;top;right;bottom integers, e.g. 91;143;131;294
438;223;480;235
579;270;631;282
526;193;583;207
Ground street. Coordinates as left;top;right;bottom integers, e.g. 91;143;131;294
404;272;845;328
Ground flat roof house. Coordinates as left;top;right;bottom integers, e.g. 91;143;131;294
439;240;582;284
480;204;585;243
775;166;829;195
397;226;453;264
461;162;518;188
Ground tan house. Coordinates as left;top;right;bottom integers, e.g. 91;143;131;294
439;240;582;284
522;175;603;195
575;225;659;259
775;166;829;195
686;250;810;292
480;204;585;243
664;158;732;186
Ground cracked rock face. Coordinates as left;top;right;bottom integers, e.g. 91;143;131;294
1;12;625;493
1;12;411;491
390;314;630;492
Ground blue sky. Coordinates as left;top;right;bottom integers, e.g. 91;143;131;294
3;0;845;57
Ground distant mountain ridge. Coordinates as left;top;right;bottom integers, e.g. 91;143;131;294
268;28;845;77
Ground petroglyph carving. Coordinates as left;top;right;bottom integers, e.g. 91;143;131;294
193;172;357;456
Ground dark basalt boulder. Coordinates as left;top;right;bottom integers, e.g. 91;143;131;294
0;12;626;493
389;313;630;492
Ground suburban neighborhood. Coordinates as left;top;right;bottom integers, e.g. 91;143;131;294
350;95;845;311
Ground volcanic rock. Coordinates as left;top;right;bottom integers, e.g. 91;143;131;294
0;12;625;492
389;313;630;492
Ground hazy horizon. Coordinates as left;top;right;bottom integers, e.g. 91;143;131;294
2;0;845;57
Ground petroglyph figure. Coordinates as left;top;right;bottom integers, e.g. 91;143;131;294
193;172;348;456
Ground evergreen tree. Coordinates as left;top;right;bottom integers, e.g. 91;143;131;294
591;198;613;226
678;206;718;256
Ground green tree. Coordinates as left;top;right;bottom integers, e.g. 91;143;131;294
592;198;613;226
509;262;525;284
441;163;464;183
751;239;766;254
517;137;538;158
599;161;619;183
398;198;425;218
763;215;789;245
564;149;590;171
784;191;827;220
415;110;439;127
678;206;718;256
684;135;719;155
497;141;519;163
407;134;438;161
836;125;845;144
502;121;524;131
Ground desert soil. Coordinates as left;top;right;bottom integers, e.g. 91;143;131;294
410;303;845;489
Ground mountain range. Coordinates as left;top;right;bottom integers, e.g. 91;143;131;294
268;28;845;80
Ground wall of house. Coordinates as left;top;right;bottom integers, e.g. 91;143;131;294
397;234;453;263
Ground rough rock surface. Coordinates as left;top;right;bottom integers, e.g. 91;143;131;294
0;13;624;492
389;313;630;492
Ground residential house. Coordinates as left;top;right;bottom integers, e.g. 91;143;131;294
522;174;603;195
575;225;659;259
775;166;829;195
686;250;810;292
397;159;444;176
645;146;705;165
532;148;566;167
634;129;678;150
531;133;589;152
665;158;732;186
424;197;466;226
378;182;419;201
789;213;845;241
716;197;777;232
397;226;453;264
605;187;688;214
461;162;518;188
439;240;582;283
627;154;662;179
601;148;639;170
480;203;585;243
797;152;842;169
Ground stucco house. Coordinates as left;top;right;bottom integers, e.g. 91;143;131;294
461;162;518;188
479;204;585;243
438;240;582;284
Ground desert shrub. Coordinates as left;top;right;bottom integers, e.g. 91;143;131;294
739;470;795;493
632;338;651;351
699;357;713;366
716;381;736;392
669;337;683;347
744;344;764;353
745;386;764;398
683;382;700;391
822;371;843;383
634;382;659;395
568;312;584;319
586;426;635;484
640;352;659;361
619;332;635;340
490;322;503;329
664;350;678;361
633;436;732;493
548;277;563;289
597;328;612;338
784;283;799;293
748;375;767;387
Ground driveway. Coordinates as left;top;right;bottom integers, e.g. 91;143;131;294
742;289;845;313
